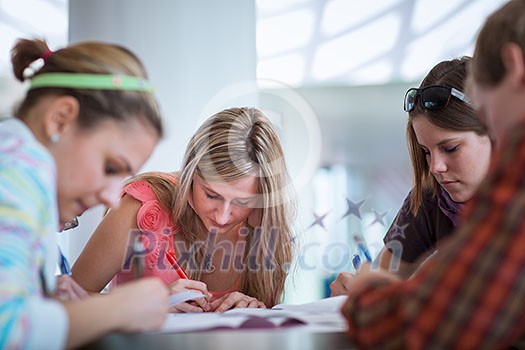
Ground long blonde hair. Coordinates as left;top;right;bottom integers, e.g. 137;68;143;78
172;107;297;306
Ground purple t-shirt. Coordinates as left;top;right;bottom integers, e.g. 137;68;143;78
383;189;458;263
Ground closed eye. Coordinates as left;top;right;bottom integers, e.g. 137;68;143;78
205;192;222;200
233;200;250;207
105;163;121;176
443;145;459;153
105;157;133;176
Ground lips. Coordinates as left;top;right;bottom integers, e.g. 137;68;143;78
439;180;460;191
440;180;456;185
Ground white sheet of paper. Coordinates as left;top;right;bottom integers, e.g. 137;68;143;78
168;290;205;307
160;313;248;333
272;295;348;313
157;296;349;334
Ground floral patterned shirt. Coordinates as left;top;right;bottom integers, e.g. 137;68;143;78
112;174;239;300
113;176;182;286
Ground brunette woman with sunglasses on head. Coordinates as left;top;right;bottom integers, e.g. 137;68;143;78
331;57;492;295
341;2;525;347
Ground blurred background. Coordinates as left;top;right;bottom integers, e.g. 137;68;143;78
0;0;506;303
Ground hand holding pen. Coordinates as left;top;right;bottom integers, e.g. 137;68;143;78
165;251;211;312
168;279;211;313
54;217;89;300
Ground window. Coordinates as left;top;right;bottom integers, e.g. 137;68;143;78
256;0;507;86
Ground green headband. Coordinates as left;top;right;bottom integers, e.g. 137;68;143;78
29;73;154;92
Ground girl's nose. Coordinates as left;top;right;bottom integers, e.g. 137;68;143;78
214;202;232;225
429;154;447;174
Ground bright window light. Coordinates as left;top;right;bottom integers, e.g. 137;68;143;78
256;53;306;86
3;0;67;34
312;13;400;82
257;8;315;56
321;0;401;36
0;0;67;76
256;0;508;86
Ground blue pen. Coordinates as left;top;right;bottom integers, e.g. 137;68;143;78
352;254;362;270
357;242;372;262
59;248;72;275
58;217;78;275
352;235;372;270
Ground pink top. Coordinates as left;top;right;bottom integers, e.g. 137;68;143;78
113;178;181;287
112;175;238;300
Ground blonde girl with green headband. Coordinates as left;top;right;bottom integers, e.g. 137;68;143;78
0;38;169;348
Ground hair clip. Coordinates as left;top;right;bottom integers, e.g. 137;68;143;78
41;49;53;61
23;58;45;79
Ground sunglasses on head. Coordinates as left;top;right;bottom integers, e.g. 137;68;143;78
403;85;470;112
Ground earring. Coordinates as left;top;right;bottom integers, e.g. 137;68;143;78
50;133;60;144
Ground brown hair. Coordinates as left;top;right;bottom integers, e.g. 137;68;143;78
471;0;525;87
11;38;163;136
406;57;489;213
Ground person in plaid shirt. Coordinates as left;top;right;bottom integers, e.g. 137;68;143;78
341;1;525;348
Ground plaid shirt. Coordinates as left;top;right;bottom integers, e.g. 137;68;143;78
342;121;525;349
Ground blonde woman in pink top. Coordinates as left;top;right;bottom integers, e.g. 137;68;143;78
73;107;297;313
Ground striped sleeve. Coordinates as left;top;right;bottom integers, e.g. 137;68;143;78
0;123;67;349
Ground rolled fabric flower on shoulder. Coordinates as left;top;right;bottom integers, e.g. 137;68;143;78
137;199;170;233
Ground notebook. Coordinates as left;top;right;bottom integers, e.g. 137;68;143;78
168;290;205;307
159;295;348;333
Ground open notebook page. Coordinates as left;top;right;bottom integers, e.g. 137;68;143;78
272;295;348;313
159;296;348;333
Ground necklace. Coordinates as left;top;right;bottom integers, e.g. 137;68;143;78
202;255;216;273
